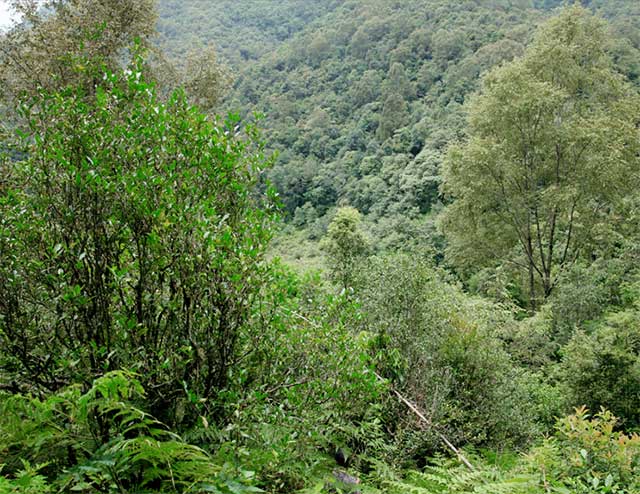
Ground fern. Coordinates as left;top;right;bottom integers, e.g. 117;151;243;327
0;372;261;494
0;462;53;494
385;460;540;494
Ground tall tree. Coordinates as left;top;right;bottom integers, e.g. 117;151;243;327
440;6;640;309
0;0;157;103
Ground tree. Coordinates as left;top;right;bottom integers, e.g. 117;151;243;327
384;62;415;100
321;207;368;290
0;0;157;103
377;92;408;141
0;1;231;118
440;6;640;309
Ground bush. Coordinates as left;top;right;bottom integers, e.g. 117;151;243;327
527;407;640;493
0;52;276;427
559;308;640;429
199;266;386;492
355;254;536;458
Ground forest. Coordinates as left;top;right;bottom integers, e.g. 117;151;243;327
0;0;639;493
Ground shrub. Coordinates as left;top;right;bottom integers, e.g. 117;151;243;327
560;309;640;429
527;407;640;493
0;51;276;427
355;254;535;458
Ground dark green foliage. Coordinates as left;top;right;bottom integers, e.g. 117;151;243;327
561;310;640;429
0;52;276;426
175;264;386;492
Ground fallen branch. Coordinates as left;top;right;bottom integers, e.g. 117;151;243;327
374;372;475;471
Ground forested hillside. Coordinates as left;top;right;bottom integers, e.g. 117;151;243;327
159;0;640;252
1;1;640;493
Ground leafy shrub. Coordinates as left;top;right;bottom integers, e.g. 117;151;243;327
355;254;536;457
560;309;640;429
0;50;276;428
193;266;386;493
527;407;640;493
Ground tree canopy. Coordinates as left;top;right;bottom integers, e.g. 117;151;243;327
440;5;640;308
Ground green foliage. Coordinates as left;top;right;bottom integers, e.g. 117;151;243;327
0;463;52;494
156;0;640;250
0;0;157;110
3;3;640;493
560;309;640;428
211;0;548;241
0;371;260;493
0;52;276;426
441;5;640;310
210;267;385;492
355;254;535;455
386;461;538;494
527;407;640;493
380;408;640;494
321;207;369;290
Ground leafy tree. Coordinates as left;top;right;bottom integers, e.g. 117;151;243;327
441;6;640;309
321;207;368;290
0;0;231;118
377;92;408;141
0;0;157;104
356;254;535;452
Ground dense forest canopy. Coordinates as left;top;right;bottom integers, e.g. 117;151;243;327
159;0;640;253
1;1;640;493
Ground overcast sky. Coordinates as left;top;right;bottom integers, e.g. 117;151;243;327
0;1;16;31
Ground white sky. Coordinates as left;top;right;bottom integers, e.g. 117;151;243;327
0;1;17;31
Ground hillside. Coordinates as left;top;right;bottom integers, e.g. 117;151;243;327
158;0;640;253
2;2;640;493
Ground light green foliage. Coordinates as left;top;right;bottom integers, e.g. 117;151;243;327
0;0;231;121
0;463;52;494
527;407;640;493
156;43;234;114
381;408;640;493
321;207;369;290
356;254;535;453
386;462;538;494
441;6;640;309
0;0;157;106
0;372;261;493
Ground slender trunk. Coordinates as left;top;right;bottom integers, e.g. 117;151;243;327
528;259;536;312
526;229;537;312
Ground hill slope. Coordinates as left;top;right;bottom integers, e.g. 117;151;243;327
158;0;640;251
